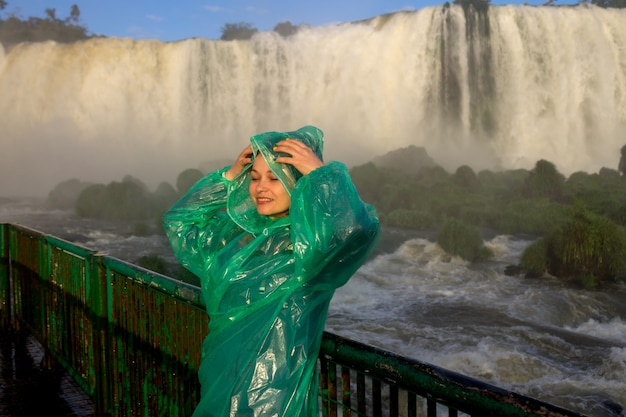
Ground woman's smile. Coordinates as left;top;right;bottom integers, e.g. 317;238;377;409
249;155;291;218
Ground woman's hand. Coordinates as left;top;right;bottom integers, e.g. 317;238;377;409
273;139;324;176
224;145;253;180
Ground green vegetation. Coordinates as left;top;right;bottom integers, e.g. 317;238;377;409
55;169;202;232
17;0;623;285
0;2;307;46
46;178;94;210
351;146;626;285
437;219;491;261
591;0;626;8
220;22;258;41
521;159;565;201
45;146;626;290
0;2;94;47
75;176;156;221
520;209;626;286
220;21;305;41
273;21;301;37
176;169;203;194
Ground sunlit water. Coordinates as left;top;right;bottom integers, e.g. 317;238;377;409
2;6;626;197
1;198;625;417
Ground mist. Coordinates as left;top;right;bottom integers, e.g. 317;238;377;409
1;5;625;197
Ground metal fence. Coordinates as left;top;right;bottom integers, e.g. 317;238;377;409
0;223;587;417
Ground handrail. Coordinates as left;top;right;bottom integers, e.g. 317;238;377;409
319;332;586;417
0;223;588;417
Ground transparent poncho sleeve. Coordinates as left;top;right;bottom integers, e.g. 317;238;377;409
162;168;231;280
289;161;380;290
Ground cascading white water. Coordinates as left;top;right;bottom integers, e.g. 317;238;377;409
0;4;625;198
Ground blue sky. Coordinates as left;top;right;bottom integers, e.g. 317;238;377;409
4;0;566;42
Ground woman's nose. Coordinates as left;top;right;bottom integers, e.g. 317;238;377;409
255;178;268;191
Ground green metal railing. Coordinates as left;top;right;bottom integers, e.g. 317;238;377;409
0;223;587;417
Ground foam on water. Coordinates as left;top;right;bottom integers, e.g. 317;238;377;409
2;199;625;416
327;236;626;416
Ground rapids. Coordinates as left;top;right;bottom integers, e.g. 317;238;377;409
1;4;626;415
1;200;625;417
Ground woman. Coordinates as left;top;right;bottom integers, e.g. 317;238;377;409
163;126;380;417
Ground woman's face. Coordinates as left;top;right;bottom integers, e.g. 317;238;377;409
249;155;290;218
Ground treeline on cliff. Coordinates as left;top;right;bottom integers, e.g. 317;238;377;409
45;145;626;287
0;2;95;48
4;0;624;49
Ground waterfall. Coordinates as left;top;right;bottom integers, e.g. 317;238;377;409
1;4;625;197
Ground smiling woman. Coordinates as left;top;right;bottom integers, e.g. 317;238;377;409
162;125;380;417
248;156;292;218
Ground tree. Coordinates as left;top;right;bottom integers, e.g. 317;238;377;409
69;4;80;24
45;8;56;21
522;159;565;201
273;21;299;37
0;2;90;46
220;22;258;41
590;0;626;7
453;165;481;190
46;178;93;210
176;168;203;194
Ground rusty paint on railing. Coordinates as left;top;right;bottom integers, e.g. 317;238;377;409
319;332;588;417
0;223;589;417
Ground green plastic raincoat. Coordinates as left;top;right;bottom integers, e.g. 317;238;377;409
163;126;380;417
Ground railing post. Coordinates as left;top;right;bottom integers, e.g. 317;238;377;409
0;224;11;330
91;253;112;416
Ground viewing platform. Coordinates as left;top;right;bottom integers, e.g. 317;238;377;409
0;223;589;417
0;330;94;416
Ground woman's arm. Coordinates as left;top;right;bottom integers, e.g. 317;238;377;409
288;161;380;289
162;168;231;277
163;146;255;276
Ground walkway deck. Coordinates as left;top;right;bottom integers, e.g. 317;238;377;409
0;330;95;417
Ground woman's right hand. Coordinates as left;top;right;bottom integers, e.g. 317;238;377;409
224;145;253;180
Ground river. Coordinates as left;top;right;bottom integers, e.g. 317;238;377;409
1;197;624;417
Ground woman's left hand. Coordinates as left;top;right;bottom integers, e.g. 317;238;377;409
273;139;324;176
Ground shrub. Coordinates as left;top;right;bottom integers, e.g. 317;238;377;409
220;22;258;41
522;159;565;201
176;169;204;195
75;178;152;220
520;209;626;285
273;21;300;37
46;178;93;210
437;219;491;262
75;184;106;218
548;210;626;283
453;165;481;190
519;239;548;277
493;199;571;236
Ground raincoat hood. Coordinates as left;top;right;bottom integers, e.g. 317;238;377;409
227;125;324;234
